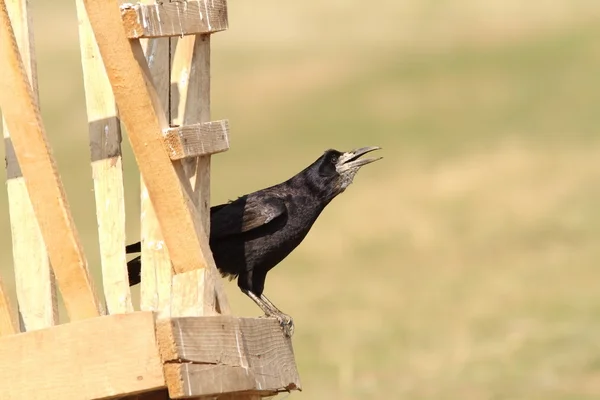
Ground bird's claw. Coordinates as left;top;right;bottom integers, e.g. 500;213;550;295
265;312;294;337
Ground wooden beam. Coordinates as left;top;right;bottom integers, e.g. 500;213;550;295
157;316;301;398
121;0;228;39
76;0;133;315
0;0;103;321
4;0;58;329
83;0;214;277
0;277;18;336
171;33;230;315
164;120;230;160
0;312;166;399
139;1;173;317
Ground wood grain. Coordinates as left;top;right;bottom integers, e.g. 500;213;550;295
76;0;133;315
139;1;173;317
157;316;301;397
0;0;103;321
0;312;165;399
83;0;215;278
4;0;58;330
121;0;228;39
164;120;230;160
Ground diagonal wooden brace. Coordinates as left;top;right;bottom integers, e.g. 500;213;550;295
82;0;216;277
0;0;102;321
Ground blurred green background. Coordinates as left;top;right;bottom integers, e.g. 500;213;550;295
2;1;600;398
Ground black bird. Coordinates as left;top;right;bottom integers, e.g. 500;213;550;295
126;146;382;336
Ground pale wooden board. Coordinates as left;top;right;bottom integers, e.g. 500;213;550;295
76;0;133;315
164;120;230;160
121;0;228;39
83;0;215;278
0;312;165;399
4;0;58;330
139;1;173;316
171;33;231;315
157;316;301;397
0;277;18;336
0;0;103;321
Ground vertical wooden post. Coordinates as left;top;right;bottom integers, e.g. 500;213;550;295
171;33;230;316
137;0;173;316
3;0;58;329
76;0;133;314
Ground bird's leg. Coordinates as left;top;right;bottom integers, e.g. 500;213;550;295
243;290;277;316
261;293;294;337
243;290;294;337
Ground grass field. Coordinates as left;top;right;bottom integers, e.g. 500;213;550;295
2;1;600;399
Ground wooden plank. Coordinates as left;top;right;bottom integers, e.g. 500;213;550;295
83;0;214;278
139;1;173;317
0;0;103;321
4;0;58;330
121;0;228;39
76;0;133;315
0;312;166;399
157;316;301;398
171;33;230;315
164;120;230;160
0;277;18;336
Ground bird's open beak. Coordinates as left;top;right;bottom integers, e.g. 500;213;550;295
336;146;382;173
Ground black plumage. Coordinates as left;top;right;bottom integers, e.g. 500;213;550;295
126;146;381;336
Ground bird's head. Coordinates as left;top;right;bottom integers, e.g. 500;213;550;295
307;146;382;201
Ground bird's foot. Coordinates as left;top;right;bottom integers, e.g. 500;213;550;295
263;312;294;337
277;313;294;338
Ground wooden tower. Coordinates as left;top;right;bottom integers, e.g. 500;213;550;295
0;0;301;398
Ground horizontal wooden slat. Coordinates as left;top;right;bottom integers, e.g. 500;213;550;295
0;312;165;399
121;0;228;39
0;0;103;321
157;316;301;398
164;120;229;160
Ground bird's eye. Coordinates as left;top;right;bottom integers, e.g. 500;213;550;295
331;156;338;164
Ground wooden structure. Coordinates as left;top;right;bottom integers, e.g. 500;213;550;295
0;0;301;398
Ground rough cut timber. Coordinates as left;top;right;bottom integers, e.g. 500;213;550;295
121;0;228;39
4;0;58;329
164;120;230;160
83;0;215;277
0;312;165;399
76;0;133;314
0;0;103;321
157;316;301;398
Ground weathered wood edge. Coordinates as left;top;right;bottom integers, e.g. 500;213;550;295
156;316;301;398
121;0;228;39
164;120;230;160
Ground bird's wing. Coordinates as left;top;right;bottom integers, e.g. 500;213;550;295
210;195;287;239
